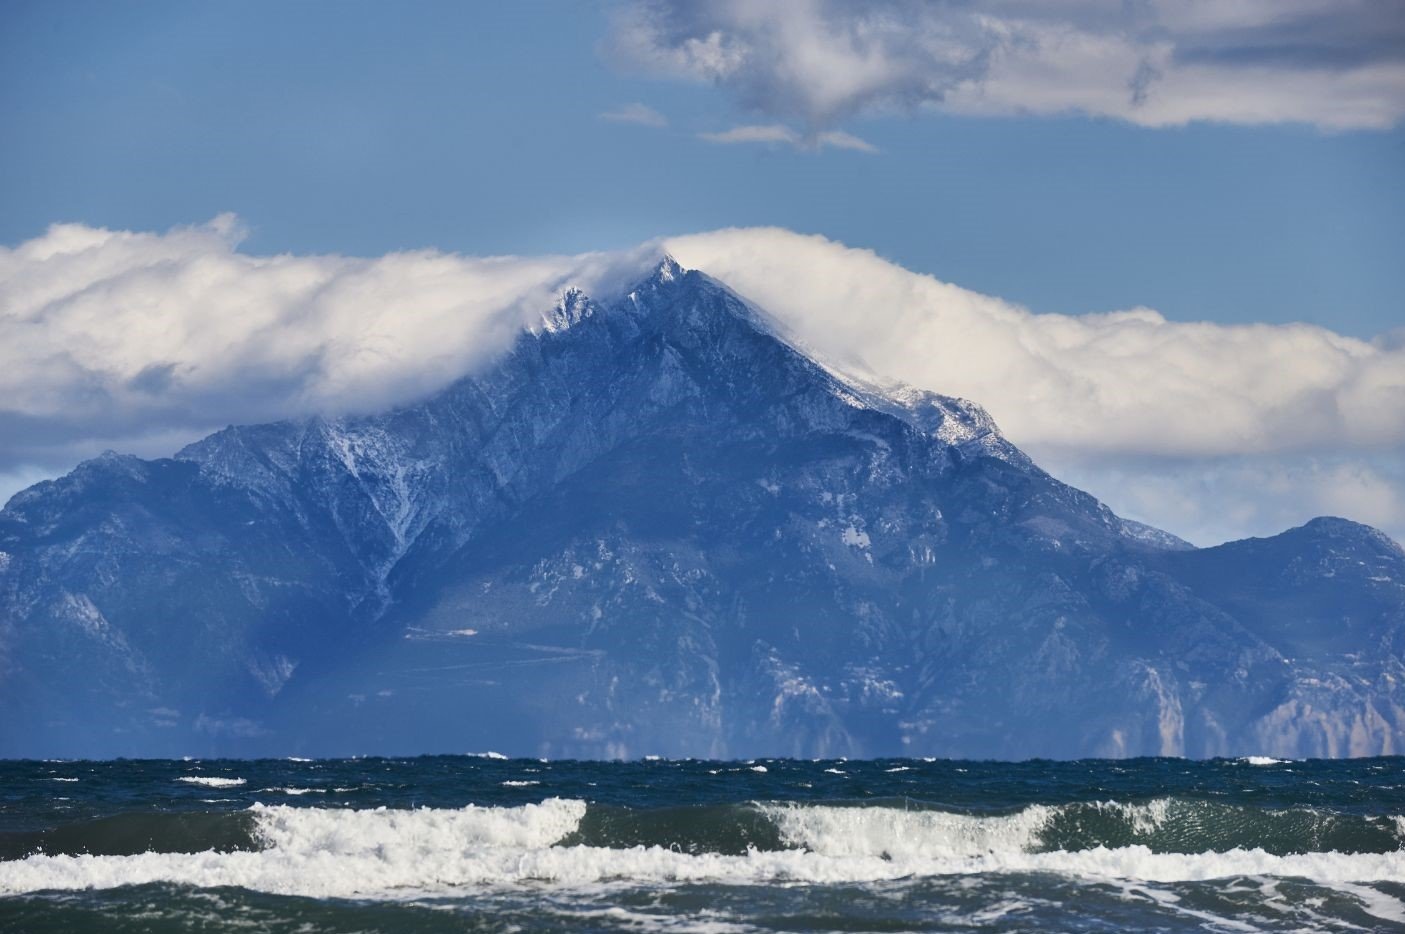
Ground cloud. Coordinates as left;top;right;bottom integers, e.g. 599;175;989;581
1039;452;1405;548
1;217;1402;544
0;215;659;482
700;123;801;145
663;228;1405;460
817;129;879;153
699;123;879;152
663;227;1405;544
610;0;1405;131
600;102;669;127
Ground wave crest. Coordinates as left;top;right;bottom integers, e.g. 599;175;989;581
2;797;1404;899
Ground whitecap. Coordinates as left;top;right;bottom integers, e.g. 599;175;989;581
3;798;1403;902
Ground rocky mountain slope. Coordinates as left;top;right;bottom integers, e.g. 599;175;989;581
2;258;1401;758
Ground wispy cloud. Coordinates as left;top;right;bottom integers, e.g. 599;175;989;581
611;0;1405;132
1041;452;1405;549
699;123;878;153
817;129;878;153
699;123;800;146
599;102;668;127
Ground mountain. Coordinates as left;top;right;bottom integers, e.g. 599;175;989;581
2;258;1402;759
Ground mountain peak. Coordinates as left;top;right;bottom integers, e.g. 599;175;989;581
1296;515;1404;553
538;287;597;333
625;254;691;303
652;253;685;283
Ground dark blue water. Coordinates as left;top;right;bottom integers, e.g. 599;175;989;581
2;756;1404;931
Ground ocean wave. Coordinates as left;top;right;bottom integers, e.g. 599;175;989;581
175;777;246;788
0;811;260;862
761;801;1051;860
2;798;1404;899
764;797;1405;859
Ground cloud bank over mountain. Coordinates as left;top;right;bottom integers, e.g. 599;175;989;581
0;216;658;469
611;0;1405;132
665;228;1405;459
664;227;1405;545
1;217;1401;544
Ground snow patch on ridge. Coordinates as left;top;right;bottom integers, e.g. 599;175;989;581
841;525;871;549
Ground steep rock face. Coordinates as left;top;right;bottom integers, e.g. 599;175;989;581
1;259;1401;759
1153;519;1405;757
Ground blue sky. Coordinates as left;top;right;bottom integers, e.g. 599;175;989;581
1;0;1403;544
2;0;1402;336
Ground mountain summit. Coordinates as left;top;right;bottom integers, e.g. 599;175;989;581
2;259;1402;758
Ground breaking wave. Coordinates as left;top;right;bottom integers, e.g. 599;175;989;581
174;776;246;788
2;797;1403;899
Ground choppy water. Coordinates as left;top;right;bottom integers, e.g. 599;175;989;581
2;755;1404;931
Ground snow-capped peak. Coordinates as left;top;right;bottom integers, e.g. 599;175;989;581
538;287;596;333
653;253;685;283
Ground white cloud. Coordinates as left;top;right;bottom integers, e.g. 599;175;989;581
699;123;879;152
611;0;1405;131
663;228;1405;460
1040;452;1405;547
817;130;879;153
1;217;1401;544
663;227;1405;544
600;102;669;127
700;123;801;145
0;215;658;482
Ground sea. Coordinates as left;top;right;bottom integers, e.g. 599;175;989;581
1;755;1403;932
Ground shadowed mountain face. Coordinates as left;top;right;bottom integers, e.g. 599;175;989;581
2;259;1402;759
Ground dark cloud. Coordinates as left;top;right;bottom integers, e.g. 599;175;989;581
1172;8;1405;71
612;0;1405;130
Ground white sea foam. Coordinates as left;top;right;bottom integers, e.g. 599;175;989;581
2;799;1404;901
1335;881;1405;924
1239;756;1288;766
501;780;540;787
175;776;246;788
1106;798;1172;835
762;802;1052;860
